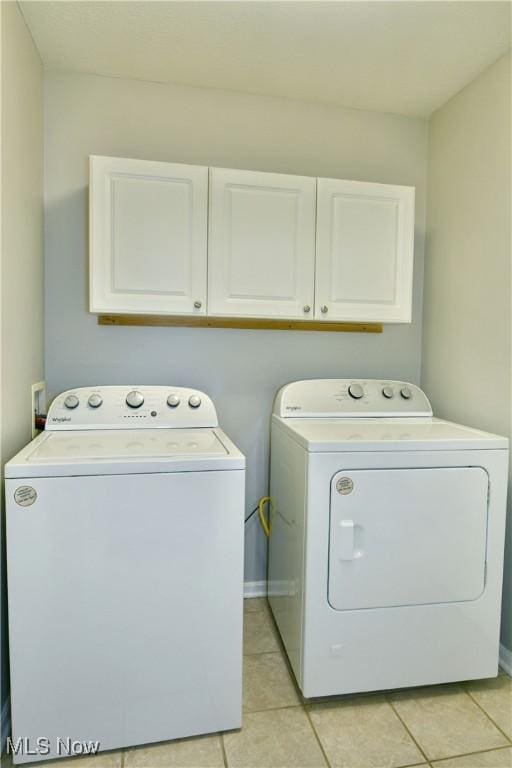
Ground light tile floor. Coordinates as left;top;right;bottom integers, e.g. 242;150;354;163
3;598;511;768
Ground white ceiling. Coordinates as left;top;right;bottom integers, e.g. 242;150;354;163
20;1;511;118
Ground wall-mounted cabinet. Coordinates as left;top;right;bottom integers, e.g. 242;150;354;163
90;156;415;325
315;178;415;322
208;168;316;318
89;156;208;315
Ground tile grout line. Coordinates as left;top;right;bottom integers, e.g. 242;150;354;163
385;695;431;765
244;703;303;715
463;684;512;746
303;690;395;708
219;731;228;768
302;705;332;768
430;744;512;764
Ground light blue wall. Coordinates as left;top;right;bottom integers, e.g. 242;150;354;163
44;70;428;584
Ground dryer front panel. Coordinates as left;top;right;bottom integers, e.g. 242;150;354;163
328;467;488;611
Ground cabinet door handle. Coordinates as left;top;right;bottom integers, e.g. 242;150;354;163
321;305;328;314
193;301;202;309
303;305;311;314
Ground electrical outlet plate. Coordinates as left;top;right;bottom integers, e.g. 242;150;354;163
31;380;46;438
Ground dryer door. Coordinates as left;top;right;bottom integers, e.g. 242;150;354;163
328;467;488;611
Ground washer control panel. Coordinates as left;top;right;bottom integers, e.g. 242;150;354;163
46;386;217;430
274;380;432;418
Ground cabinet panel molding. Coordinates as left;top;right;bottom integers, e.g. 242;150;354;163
315;178;415;322
208;167;316;319
90;156;208;315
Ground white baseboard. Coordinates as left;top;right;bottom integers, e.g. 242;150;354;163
499;643;512;677
1;696;10;755
243;581;267;598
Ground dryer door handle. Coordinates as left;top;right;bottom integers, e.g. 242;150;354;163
338;520;354;560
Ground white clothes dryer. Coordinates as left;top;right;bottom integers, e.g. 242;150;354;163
268;379;508;698
5;386;245;763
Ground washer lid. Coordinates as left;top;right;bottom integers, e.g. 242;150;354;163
273;416;508;452
5;428;245;477
27;429;227;461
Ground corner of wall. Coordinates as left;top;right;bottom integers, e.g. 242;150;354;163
1;0;45;750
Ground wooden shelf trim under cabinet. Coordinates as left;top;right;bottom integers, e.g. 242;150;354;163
98;314;383;333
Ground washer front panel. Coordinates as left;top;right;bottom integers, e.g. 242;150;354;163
6;469;245;761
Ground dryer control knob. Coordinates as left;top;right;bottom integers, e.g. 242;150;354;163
167;394;180;408
188;395;201;409
126;390;144;409
64;394;79;409
88;394;103;408
382;386;394;399
348;383;364;400
400;386;412;400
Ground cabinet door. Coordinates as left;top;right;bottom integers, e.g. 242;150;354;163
315;178;415;322
90;156;208;315
208;168;316;318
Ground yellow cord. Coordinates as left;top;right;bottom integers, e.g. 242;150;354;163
257;496;273;538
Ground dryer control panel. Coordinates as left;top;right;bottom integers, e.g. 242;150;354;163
46;386;218;430
274;380;432;418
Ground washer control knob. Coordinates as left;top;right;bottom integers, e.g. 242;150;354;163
126;390;144;409
382;386;394;399
167;394;180;408
400;386;412;400
188;394;201;409
88;394;103;408
348;383;364;400
64;394;79;409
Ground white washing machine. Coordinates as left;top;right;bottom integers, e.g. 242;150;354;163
5;386;245;763
268;379;508;698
